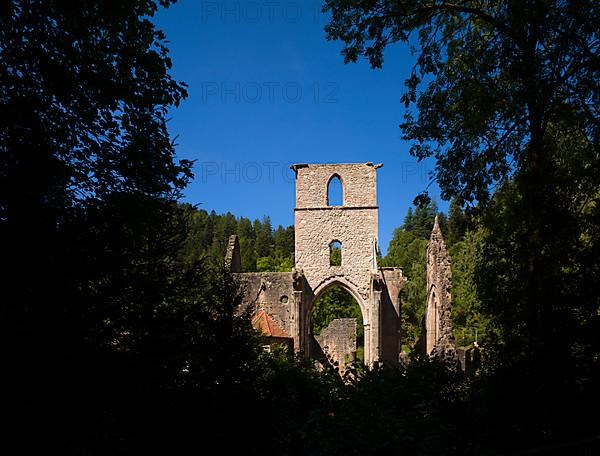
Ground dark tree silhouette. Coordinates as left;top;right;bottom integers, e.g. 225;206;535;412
324;0;599;346
0;2;263;452
324;1;599;451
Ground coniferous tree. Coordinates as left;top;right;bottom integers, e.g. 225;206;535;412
254;216;274;258
403;206;415;231
447;199;468;246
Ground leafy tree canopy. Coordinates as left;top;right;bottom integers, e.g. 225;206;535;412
324;0;599;351
324;0;598;206
1;0;191;212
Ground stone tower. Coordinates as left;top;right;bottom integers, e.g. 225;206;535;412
292;163;405;365
425;216;457;359
228;162;407;367
293;163;379;297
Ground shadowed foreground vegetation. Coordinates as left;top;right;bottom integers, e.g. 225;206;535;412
1;1;598;454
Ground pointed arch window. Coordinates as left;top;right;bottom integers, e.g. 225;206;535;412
425;289;439;355
327;174;343;206
329;240;342;266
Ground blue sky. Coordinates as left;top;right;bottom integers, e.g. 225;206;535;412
153;1;447;253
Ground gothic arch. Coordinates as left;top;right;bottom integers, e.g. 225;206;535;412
425;284;440;354
326;173;344;206
306;276;370;364
310;276;367;323
231;163;410;369
291;163;407;365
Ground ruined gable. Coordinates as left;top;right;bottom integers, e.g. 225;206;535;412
425;216;458;361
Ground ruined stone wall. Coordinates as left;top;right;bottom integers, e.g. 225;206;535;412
235;272;295;336
294;163;378;208
295;208;377;300
293;163;380;301
224;235;241;273
226;163;407;366
380;268;408;361
315;318;357;370
425;217;457;360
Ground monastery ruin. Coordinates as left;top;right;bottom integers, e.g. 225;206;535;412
225;163;456;367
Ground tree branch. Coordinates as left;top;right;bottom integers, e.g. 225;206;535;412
388;1;508;34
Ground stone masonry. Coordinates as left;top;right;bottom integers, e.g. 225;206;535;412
225;162;464;368
224;234;241;273
425;216;458;361
293;163;378;302
292;163;406;365
315;318;357;374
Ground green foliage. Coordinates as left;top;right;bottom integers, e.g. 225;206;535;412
324;0;598;206
247;351;472;456
446;198;469;246
311;286;364;344
3;0;598;453
382;201;445;350
256;254;294;272
383;228;423;270
450;229;495;347
403;206;414;231
274;225;295;258
355;345;364;364
0;2;265;451
251;351;343;451
409;200;440;239
329;241;342;266
383;199;496;352
180;206;295;271
324;0;599;359
0;0;191;210
254;216;274;257
474;128;600;355
316;357;470;455
401;249;428;348
382;224;428;349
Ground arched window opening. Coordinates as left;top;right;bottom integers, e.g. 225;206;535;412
425;291;438;355
329;241;342;266
327;174;343;206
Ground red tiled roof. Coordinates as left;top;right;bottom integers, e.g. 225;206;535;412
252;309;290;338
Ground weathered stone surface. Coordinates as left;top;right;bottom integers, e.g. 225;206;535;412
380;267;408;360
315;318;357;374
293;163;380;302
235;272;295;336
227;162;406;367
224;234;241;273
292;163;379;209
425;216;458;361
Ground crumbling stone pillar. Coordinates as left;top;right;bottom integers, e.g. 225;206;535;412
425;216;458;361
369;288;382;364
224;234;241;273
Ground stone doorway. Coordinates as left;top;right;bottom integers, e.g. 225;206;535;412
309;283;365;372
